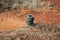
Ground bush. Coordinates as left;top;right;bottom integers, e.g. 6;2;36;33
0;0;54;12
0;0;23;11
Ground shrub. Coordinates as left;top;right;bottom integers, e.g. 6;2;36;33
0;0;54;12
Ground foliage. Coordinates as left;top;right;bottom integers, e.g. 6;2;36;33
0;0;54;12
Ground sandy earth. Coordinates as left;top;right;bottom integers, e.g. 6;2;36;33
0;7;60;32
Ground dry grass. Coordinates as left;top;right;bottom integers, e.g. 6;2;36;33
0;23;60;40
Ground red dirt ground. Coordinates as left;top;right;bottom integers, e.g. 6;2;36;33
0;7;60;32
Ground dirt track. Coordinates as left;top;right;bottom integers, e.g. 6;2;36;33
0;7;60;32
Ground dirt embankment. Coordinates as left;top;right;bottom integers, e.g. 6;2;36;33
0;7;60;32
